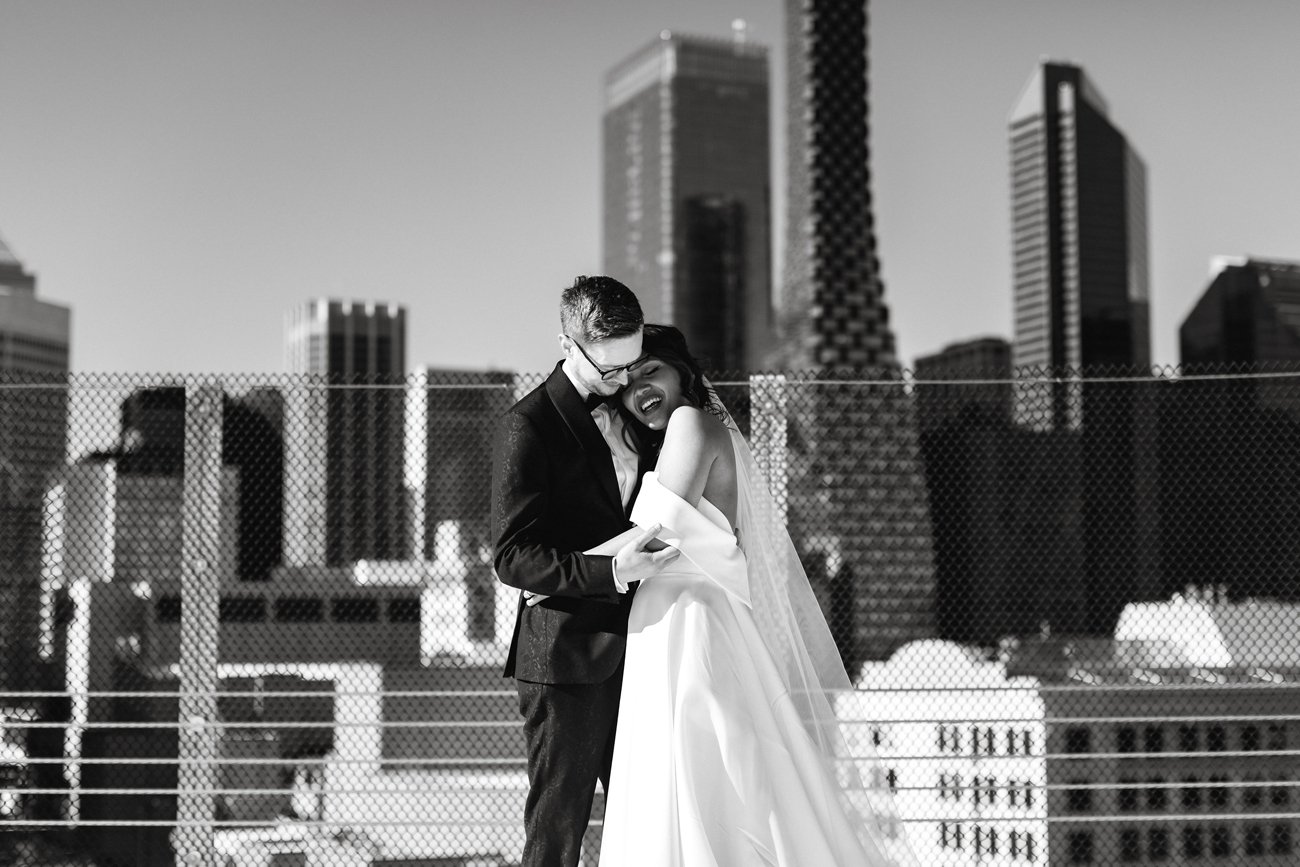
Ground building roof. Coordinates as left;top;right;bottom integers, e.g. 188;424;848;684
1009;60;1111;125
0;233;18;267
1116;594;1300;668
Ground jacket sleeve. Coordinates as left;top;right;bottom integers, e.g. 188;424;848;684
491;409;621;602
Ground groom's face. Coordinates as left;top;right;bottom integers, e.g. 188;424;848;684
563;330;644;397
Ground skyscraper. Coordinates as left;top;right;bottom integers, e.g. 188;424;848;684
777;0;893;369
1008;61;1156;632
602;27;772;371
1160;256;1300;601
284;300;407;567
1009;60;1150;427
1182;256;1300;367
772;0;936;665
0;233;70;691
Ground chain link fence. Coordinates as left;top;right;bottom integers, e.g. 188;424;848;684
2;365;1299;865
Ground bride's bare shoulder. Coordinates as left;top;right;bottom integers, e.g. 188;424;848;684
664;405;729;448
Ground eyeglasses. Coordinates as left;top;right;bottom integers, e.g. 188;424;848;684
566;334;647;381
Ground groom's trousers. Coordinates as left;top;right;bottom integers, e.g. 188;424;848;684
515;662;624;867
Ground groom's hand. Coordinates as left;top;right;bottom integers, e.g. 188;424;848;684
613;523;679;586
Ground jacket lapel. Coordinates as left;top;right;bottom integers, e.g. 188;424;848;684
545;363;624;515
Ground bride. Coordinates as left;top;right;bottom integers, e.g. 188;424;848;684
599;325;916;866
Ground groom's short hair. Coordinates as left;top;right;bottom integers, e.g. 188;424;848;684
561;275;643;343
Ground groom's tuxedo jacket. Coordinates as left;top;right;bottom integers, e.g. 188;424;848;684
492;363;644;685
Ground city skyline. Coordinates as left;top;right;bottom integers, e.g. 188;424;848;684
2;1;1299;377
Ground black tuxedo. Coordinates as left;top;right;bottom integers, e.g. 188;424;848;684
491;362;647;866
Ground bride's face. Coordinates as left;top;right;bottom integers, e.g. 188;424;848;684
621;357;684;430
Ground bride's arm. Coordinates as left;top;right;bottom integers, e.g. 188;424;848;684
654;406;719;507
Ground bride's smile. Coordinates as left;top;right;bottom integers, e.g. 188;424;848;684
622;360;679;429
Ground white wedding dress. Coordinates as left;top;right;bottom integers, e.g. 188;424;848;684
599;470;910;866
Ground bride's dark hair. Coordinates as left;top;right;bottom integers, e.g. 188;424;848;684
619;323;724;458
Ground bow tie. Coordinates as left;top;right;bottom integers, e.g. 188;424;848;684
584;392;608;412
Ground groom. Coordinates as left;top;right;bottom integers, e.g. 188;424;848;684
492;274;678;866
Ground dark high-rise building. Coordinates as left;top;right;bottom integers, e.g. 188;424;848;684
1008;61;1157;633
914;339;1089;644
1160;256;1300;601
284;300;407;567
914;338;1013;435
1009;60;1150;427
769;0;936;666
1182;256;1300;368
0;234;70;691
602;28;772;370
96;387;284;582
776;0;893;369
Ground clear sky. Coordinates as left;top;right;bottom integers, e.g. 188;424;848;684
2;1;1297;376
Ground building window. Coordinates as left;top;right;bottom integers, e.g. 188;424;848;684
1010;830;1020;857
1209;826;1231;858
1182;827;1204;859
1179;724;1200;752
331;596;379;623
1241;725;1261;751
387;596;420;623
1208;777;1229;810
940;822;949;848
1271;824;1291;855
1266;724;1288;750
1120;829;1141;862
1145;725;1165;753
1065;727;1091;754
1244;824;1266;856
274;596;323;623
1270;779;1291;807
156;595;182;623
1147;777;1169;810
1148;827;1170;862
1207;725;1227;751
219;595;266;623
1067;831;1094;863
1243;780;1264;809
1118;778;1139;812
1182;776;1203;809
1026;834;1037;861
1116;726;1138;753
1066;781;1092;812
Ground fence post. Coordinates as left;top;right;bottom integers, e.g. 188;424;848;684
173;383;223;867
